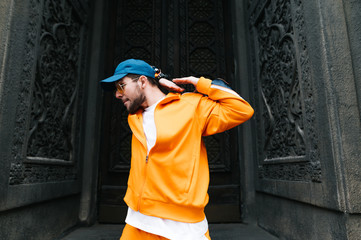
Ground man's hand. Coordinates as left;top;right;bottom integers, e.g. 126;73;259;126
172;76;199;86
158;76;199;93
158;78;185;92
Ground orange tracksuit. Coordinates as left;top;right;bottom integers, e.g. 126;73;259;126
124;77;254;223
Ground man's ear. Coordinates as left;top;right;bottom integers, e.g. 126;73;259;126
138;75;148;88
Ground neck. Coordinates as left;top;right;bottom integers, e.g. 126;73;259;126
141;86;166;109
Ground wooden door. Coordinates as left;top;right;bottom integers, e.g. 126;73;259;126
99;0;241;223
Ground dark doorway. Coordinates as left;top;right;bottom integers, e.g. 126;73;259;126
99;0;241;223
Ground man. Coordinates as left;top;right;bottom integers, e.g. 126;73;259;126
100;59;254;240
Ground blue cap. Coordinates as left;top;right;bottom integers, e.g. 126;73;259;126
100;59;156;91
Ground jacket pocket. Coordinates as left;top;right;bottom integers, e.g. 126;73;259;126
143;153;196;204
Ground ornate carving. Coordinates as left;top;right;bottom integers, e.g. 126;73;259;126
186;0;230;172
189;22;215;46
11;0;41;164
109;102;132;171
187;0;226;79
256;0;305;159
27;0;81;161
204;132;231;172
249;0;321;181
9;0;87;185
166;0;175;77
9;163;77;185
258;161;322;182
114;0;161;67
188;0;214;19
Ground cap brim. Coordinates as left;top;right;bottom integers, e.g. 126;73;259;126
100;74;126;83
100;74;126;91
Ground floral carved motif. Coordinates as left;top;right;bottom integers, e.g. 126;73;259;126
27;0;81;161
249;0;321;182
9;0;88;185
257;0;305;159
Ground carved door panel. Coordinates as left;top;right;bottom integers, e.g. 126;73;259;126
99;0;241;223
247;0;322;199
5;0;86;207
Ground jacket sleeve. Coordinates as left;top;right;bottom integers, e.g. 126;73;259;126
195;77;254;136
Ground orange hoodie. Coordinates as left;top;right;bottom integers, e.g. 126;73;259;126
123;77;254;223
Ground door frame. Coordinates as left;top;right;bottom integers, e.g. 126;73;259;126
78;0;256;225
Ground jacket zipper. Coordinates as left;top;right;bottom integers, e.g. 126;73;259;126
137;155;149;211
136;102;160;211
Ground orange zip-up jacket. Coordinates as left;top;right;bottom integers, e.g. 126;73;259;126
124;77;254;223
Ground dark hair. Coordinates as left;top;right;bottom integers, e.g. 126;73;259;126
126;73;169;94
126;74;157;86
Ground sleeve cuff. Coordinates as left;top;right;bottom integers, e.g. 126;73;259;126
196;77;212;95
211;78;231;89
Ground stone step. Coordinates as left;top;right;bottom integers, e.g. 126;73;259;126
59;223;279;240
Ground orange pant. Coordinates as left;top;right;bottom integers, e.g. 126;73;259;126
120;224;211;240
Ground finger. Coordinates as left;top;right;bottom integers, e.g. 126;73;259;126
172;76;198;86
172;79;191;84
168;83;185;92
159;78;185;92
170;86;185;92
166;82;184;91
172;77;192;81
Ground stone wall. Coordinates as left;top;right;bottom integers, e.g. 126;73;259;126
0;196;80;240
243;0;361;239
0;0;92;239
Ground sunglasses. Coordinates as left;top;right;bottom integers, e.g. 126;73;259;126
114;77;139;95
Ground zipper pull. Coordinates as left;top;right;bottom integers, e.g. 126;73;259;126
146;155;149;163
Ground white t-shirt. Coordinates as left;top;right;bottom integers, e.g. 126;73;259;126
125;98;208;240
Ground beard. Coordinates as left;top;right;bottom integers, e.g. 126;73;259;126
127;88;146;114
